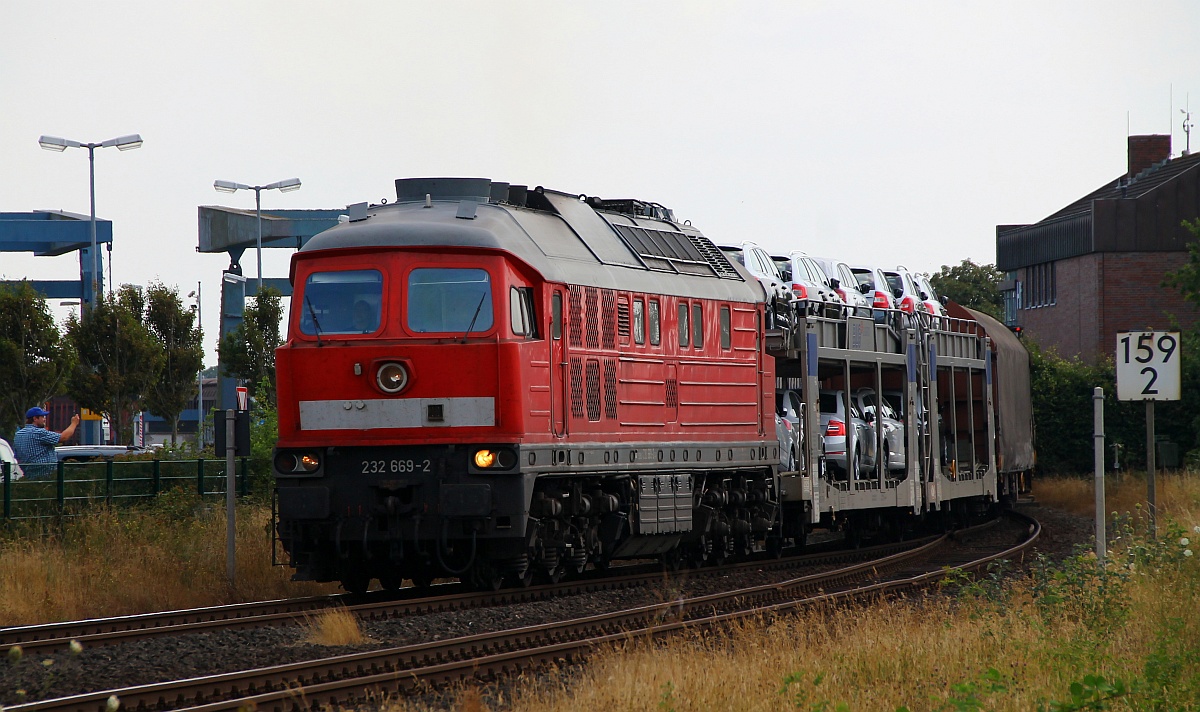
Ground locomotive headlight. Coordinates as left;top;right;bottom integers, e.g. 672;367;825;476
474;449;496;468
472;447;516;470
376;362;409;394
275;450;322;475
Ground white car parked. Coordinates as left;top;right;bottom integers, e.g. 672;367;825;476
0;438;24;480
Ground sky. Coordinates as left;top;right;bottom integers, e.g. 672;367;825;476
3;1;1199;368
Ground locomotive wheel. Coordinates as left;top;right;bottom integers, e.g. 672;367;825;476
507;567;535;588
377;570;404;591
340;571;371;595
469;562;505;591
408;564;435;589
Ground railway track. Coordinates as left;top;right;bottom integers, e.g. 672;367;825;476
0;535;924;656
4;512;1037;712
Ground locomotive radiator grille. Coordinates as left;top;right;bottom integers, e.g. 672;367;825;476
585;359;601;421
603;359;618;420
570;358;584;418
602;289;616;348
569;285;583;347
585;287;599;349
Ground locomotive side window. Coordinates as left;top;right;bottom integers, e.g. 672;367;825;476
678;302;689;347
509;287;538;338
633;299;645;345
551;292;562;340
720;306;731;349
691;302;703;349
299;269;383;336
408;268;493;334
649;300;661;346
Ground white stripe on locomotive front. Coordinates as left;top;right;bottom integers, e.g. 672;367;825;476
299;397;496;430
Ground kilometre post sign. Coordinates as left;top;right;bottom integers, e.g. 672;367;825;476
1116;332;1180;401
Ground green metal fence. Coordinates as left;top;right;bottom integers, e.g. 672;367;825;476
1;458;249;521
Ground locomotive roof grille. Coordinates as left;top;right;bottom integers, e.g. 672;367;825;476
611;224;741;279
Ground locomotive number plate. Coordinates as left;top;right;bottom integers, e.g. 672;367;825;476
360;458;433;475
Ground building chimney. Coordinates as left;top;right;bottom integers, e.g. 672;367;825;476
1128;134;1171;179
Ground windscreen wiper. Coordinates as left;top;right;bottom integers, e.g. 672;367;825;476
305;296;325;347
461;291;488;343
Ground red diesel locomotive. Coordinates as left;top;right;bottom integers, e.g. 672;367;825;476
274;178;783;591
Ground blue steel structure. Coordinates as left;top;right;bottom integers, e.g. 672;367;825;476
0;210;108;304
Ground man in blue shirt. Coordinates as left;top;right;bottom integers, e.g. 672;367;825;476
13;407;79;480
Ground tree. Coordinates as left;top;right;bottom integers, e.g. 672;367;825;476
1163;219;1200;307
65;285;164;445
0;283;75;439
929;259;1004;319
218;287;284;406
142;282;204;446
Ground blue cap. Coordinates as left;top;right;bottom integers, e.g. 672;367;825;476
26;407;50;418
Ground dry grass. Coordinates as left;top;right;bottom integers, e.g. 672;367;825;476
0;494;338;626
301;607;369;646
1036;470;1200;527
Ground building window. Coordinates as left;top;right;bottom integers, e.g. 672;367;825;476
1024;262;1056;308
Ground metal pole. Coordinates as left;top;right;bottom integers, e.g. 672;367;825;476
1093;387;1106;563
225;409;236;586
1147;400;1157;538
87;144;98;315
254;187;263;296
197;281;203;448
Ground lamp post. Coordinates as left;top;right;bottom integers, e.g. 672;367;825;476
39;134;143;316
213;178;301;295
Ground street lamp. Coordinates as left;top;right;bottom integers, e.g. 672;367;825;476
213;177;302;294
39;134;143;316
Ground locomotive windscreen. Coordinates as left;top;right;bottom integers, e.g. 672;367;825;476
408;268;494;334
300;270;383;335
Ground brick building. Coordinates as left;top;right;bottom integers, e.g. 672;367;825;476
997;135;1200;361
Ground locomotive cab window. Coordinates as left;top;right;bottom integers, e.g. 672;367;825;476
691;302;703;349
408;268;493;334
720;306;731;349
299;269;383;336
551;292;562;340
678;302;689;347
510;287;538;338
649;300;661;346
633;298;645;345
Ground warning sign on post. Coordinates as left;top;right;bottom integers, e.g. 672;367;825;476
235;386;249;411
1116;332;1181;401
